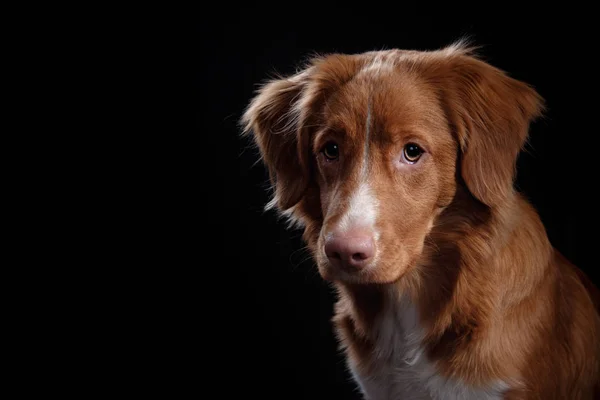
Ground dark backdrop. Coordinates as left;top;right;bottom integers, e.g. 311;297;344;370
198;8;599;399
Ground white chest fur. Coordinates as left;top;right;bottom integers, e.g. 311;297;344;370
344;295;509;400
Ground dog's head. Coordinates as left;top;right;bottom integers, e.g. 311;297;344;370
242;42;543;284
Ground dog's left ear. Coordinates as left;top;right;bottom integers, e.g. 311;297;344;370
440;52;545;207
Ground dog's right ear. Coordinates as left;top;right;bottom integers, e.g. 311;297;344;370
241;68;314;212
242;54;364;213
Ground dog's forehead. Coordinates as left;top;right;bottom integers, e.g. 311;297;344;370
322;65;441;140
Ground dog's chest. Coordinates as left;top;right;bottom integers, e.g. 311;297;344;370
342;298;508;400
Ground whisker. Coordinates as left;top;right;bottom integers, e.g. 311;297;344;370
289;245;313;271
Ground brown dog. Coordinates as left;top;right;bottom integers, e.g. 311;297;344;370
241;41;600;399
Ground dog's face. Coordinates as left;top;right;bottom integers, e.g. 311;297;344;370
309;67;458;283
242;44;543;284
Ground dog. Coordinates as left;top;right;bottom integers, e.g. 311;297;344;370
241;41;600;399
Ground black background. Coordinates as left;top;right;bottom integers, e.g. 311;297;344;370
197;8;599;399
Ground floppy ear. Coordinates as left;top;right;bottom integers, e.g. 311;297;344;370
241;54;362;213
440;53;544;207
240;69;314;211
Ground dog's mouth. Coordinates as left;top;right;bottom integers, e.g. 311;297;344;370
316;251;411;285
318;257;373;282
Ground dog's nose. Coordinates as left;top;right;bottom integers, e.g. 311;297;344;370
324;230;375;271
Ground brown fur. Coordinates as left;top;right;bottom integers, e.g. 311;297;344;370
242;42;600;399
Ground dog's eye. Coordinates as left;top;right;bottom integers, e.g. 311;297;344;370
403;143;424;163
322;142;340;161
